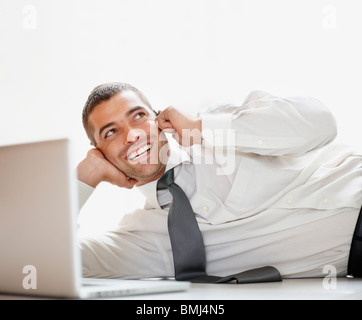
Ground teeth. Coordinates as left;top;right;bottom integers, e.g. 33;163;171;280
128;144;151;161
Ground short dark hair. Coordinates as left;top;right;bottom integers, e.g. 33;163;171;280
82;82;155;144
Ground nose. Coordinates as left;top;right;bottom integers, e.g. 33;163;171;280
124;127;143;145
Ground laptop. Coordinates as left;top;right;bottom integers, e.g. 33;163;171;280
0;138;189;299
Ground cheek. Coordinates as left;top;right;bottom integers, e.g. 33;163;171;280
101;143;123;162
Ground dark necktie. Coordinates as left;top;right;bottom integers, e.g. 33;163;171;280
157;168;282;284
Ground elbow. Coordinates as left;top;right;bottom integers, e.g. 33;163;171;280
296;107;338;155
284;99;338;156
300;96;338;151
315;104;338;146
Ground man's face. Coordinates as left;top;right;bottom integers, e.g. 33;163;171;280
88;90;168;185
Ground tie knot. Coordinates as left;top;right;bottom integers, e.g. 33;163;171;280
157;168;174;190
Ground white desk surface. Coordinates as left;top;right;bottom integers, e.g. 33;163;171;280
121;278;362;300
1;278;361;300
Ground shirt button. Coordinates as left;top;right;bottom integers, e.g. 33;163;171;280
322;197;328;204
257;139;263;145
202;206;209;213
286;199;292;205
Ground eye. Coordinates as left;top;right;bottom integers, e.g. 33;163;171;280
134;112;146;120
105;129;116;138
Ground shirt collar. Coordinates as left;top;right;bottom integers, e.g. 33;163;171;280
164;133;191;171
136;133;191;208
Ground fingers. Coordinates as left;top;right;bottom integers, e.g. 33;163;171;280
155;106;190;145
155;107;175;132
154;106;201;146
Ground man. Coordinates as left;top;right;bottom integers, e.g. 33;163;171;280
77;82;361;279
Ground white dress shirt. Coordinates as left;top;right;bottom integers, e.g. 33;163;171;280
79;91;362;279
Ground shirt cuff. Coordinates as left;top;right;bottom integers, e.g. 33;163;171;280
201;113;232;147
78;180;95;209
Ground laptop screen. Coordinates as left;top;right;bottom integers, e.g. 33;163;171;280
0;139;82;297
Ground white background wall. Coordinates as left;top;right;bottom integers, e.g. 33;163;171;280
1;0;361;236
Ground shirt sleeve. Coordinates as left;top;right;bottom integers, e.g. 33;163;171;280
199;90;338;156
77;180;95;210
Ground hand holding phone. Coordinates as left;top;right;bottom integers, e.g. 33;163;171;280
155;106;202;146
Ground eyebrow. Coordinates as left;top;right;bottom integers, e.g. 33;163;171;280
98;106;148;139
98;122;116;139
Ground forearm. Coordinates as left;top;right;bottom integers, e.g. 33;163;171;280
200;91;337;156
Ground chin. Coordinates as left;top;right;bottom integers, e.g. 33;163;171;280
131;163;165;182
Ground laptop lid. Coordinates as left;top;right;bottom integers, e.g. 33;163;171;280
0;139;82;297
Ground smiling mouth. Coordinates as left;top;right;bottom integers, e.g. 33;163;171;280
127;144;152;161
